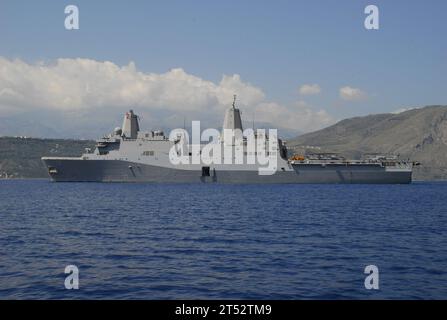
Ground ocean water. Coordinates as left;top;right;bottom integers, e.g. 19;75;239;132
0;179;446;300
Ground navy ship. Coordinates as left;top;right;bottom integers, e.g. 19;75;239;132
42;99;413;184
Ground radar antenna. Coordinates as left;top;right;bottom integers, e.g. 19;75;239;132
252;112;255;130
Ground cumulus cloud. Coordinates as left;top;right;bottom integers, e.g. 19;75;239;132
299;84;321;96
0;57;266;112
0;57;334;136
254;101;333;132
339;86;367;101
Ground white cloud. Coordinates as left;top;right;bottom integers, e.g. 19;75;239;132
0;57;266;112
339;86;367;101
254;101;334;132
0;57;334;136
299;84;321;96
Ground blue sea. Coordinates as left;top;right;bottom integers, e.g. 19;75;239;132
0;180;446;299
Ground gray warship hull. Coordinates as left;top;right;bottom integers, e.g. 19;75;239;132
41;158;412;184
41;108;414;184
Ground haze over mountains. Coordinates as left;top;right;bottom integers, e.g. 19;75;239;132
288;105;447;180
0;111;301;140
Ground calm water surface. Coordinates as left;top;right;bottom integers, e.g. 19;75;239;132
0;180;446;299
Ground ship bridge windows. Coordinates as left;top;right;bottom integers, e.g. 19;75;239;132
142;151;155;156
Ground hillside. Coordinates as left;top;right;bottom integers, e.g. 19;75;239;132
287;105;447;180
0;137;94;178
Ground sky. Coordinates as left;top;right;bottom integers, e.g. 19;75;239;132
0;0;446;138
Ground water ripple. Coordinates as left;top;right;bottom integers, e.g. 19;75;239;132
0;180;447;299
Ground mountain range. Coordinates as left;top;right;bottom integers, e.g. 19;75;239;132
288;105;447;180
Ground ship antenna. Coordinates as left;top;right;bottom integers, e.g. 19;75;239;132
252;112;255;130
232;94;237;109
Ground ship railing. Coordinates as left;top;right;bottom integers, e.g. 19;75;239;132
290;158;414;168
